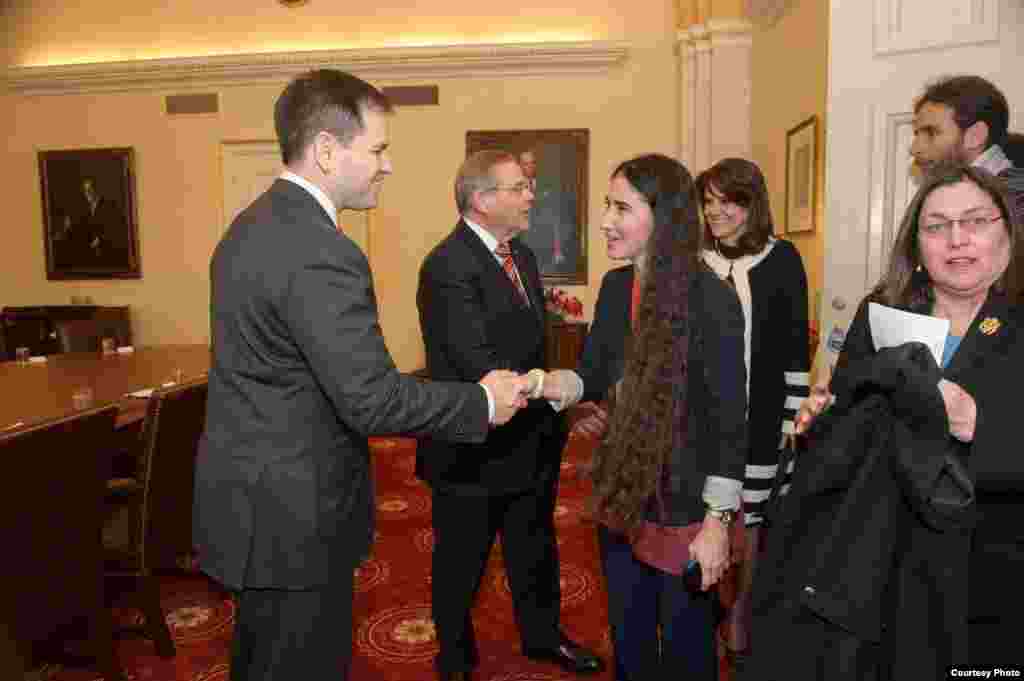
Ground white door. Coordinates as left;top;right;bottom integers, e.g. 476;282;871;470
821;0;1023;364
219;141;370;254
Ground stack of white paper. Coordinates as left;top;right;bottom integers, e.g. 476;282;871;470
868;302;950;366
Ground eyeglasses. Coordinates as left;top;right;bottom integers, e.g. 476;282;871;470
486;182;532;195
920;214;1003;238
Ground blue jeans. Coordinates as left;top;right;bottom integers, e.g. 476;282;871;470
599;525;718;680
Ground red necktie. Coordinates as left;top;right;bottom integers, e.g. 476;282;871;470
495;241;530;305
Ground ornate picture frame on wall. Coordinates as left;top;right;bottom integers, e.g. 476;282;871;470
466;129;589;285
38;147;141;279
785;116;818;234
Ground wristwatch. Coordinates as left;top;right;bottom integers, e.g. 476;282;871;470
705;506;737;526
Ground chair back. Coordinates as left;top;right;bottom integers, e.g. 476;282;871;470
0;405;118;645
1;308;54;359
55;317;103;353
135;378;208;571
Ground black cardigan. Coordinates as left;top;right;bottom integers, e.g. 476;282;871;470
703;239;810;526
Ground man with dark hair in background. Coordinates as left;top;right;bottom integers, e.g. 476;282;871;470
194;69;531;681
911;74;1024;214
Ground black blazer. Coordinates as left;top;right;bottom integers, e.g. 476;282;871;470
194;180;489;590
576;265;633;403
416;221;566;495
577;264;747;526
833;292;1024;622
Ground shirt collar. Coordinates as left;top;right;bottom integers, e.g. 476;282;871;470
463;217;503;259
973;144;1013;176
280;170;339;231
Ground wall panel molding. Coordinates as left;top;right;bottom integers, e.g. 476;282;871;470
867;108;916;286
873;0;999;56
5;41;629;96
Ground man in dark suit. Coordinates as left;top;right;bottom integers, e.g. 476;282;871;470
193;70;530;681
54;177;130;270
417;150;604;681
517;147;579;277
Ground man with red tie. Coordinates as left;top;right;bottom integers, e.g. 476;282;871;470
416;150;604;681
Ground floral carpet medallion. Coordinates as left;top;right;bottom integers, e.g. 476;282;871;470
414;527;435;553
376;491;431;518
493;562;596;609
355;604;439;665
354;556;391;593
43;435;735;680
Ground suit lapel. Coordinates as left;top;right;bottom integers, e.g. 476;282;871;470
509;239;545;325
455;222;537;316
944;292;1016;377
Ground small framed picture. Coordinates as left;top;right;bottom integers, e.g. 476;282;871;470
785;116;818;234
38;147;141;279
466;129;589;285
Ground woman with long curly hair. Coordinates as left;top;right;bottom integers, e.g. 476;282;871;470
540;154;747;678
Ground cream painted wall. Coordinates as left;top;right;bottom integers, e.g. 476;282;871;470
2;1;680;371
7;1;663;66
750;0;828;324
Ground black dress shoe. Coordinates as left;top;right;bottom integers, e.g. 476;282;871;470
436;671;473;681
525;637;605;674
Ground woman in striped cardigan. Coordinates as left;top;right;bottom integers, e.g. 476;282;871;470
696;158;810;666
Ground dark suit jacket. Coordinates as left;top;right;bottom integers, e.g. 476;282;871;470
833;292;1024;624
416;220;567;495
194;179;489;591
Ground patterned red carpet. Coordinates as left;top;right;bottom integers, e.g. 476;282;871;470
48;434;733;681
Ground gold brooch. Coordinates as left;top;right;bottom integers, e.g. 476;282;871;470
979;317;1001;335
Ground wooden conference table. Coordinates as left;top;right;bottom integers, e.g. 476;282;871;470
0;344;211;433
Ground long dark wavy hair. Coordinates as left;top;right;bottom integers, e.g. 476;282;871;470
695;157;774;255
869;162;1020;311
589;154;702;535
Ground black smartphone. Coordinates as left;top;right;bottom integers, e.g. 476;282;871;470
683;558;702;591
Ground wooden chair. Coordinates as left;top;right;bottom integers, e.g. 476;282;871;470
54;318;103;353
103;378;208;659
0;405;125;681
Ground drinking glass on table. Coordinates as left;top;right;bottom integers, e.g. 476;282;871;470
15;347;30;365
71;386;95;410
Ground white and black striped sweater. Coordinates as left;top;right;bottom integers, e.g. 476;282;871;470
702;239;810;526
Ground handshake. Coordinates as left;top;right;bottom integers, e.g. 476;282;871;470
478;368;603;431
477;368;547;426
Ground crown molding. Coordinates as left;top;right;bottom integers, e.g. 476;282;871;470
678;18;753;48
5;40;629;96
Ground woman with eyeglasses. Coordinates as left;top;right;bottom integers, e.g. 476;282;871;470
695;158;810;670
751;162;1024;679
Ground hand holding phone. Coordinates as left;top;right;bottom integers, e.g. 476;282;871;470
683;558;702;591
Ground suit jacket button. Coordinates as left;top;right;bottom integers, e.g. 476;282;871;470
803;585;816;595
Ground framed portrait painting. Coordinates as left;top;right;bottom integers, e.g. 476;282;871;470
785;116;818;234
38;147;141;279
466;129;589;285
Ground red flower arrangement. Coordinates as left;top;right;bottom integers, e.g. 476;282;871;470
543;287;584;322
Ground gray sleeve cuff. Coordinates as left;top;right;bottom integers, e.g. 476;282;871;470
702;475;742;510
